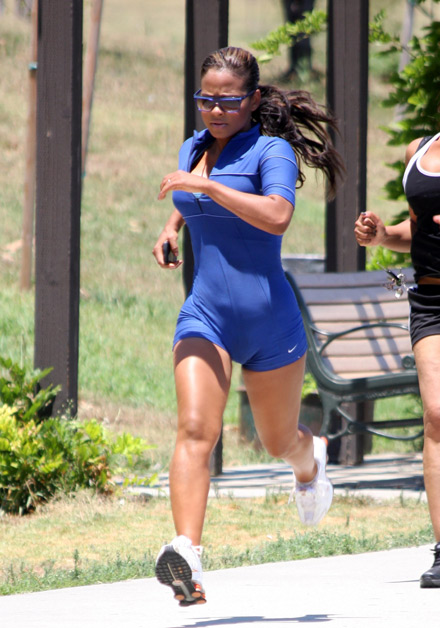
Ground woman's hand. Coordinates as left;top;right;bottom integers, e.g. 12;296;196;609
152;231;182;269
354;211;386;247
158;170;207;200
152;209;185;269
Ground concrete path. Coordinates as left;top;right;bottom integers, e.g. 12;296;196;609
141;452;426;501
0;545;436;628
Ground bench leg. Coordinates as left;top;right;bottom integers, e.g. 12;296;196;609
320;396;374;465
209;426;223;477
335;402;374;465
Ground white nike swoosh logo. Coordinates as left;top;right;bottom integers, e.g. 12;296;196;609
288;345;297;353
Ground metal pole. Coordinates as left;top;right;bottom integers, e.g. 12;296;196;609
82;0;104;177
20;0;38;291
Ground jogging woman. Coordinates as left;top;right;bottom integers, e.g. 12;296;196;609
153;46;344;605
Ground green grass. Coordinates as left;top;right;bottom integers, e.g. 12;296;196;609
0;491;432;595
1;525;433;596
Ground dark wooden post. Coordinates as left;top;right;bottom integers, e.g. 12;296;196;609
326;0;368;273
34;1;83;416
184;0;229;474
326;0;370;464
182;0;229;296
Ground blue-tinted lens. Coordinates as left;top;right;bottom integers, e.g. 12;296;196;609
198;97;241;112
193;90;253;113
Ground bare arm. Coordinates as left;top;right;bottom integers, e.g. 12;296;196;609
354;212;412;252
353;138;423;253
158;170;294;235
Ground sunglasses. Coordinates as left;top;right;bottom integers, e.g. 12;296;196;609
193;89;255;113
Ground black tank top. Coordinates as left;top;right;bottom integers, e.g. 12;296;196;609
403;133;440;282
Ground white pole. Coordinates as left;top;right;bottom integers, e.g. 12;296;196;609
20;0;38;291
395;0;415;121
399;0;415;72
82;0;104;177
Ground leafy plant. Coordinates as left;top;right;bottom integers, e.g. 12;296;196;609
0;356;59;424
0;357;156;515
371;13;440;200
251;8;400;65
0;408;156;515
251;9;327;63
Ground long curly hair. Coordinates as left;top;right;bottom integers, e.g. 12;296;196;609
201;47;345;199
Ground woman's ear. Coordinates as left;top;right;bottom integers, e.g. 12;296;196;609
251;89;261;112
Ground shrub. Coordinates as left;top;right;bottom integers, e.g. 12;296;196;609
0;358;156;515
0;356;59;423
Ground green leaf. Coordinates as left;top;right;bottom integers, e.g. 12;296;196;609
251;9;327;61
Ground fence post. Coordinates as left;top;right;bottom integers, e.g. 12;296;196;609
184;0;229;475
34;0;83;416
326;0;370;464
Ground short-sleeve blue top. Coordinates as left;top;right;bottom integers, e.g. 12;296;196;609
172;123;307;371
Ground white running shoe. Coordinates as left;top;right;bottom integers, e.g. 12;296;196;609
292;436;333;526
155;535;206;605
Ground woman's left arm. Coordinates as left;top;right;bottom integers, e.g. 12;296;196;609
158;170;294;235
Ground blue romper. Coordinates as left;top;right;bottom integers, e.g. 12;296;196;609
172;123;307;371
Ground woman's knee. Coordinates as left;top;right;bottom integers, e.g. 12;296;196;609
177;410;221;449
424;405;440;441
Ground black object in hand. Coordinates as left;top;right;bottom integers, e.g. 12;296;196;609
162;241;178;264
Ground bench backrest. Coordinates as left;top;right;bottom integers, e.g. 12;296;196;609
284;268;415;380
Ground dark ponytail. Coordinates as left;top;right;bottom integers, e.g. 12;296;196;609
201;47;345;198
255;85;344;199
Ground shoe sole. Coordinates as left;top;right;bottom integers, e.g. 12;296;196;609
420;576;440;588
155;549;206;605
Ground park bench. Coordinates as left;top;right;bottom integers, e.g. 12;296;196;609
282;264;423;452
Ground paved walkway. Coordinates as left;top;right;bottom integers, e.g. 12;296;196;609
142;451;426;501
0;545;436;628
0;453;435;628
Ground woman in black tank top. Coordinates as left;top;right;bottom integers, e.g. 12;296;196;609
354;134;440;588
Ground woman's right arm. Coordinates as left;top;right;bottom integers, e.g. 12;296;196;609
354;138;423;253
354;212;412;252
152;209;185;268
